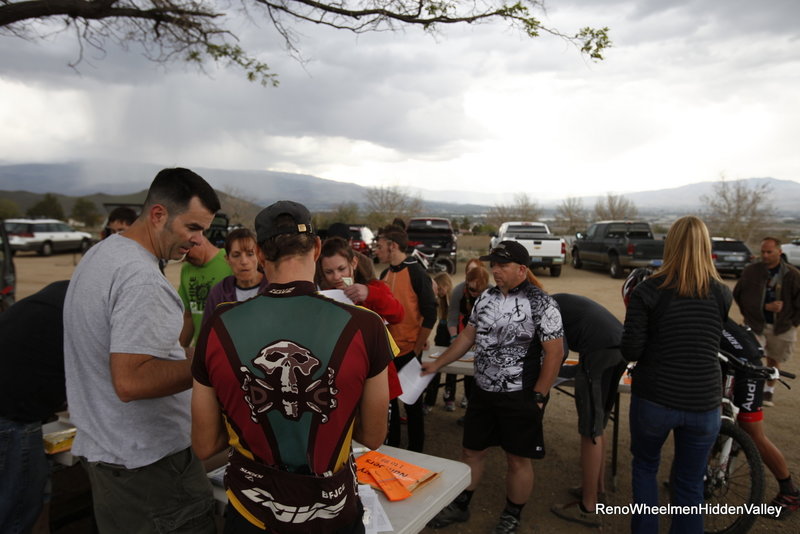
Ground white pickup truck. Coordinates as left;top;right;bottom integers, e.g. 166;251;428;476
781;240;800;268
489;221;566;277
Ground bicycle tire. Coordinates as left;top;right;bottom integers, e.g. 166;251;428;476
703;420;764;534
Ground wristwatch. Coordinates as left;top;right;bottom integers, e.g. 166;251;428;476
533;391;547;404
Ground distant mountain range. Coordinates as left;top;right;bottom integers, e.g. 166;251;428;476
0;160;798;215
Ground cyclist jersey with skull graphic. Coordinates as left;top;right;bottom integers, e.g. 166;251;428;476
193;280;393;531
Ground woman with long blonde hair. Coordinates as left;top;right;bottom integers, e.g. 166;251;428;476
621;215;731;534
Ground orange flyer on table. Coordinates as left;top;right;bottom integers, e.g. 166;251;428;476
356;451;439;493
368;467;413;501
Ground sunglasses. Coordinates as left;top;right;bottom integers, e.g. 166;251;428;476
490;245;514;261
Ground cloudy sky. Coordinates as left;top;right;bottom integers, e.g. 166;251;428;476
1;0;799;199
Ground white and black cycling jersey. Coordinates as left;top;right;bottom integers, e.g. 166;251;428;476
468;281;563;393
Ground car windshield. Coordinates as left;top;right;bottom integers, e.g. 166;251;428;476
408;220;452;232
505;225;548;239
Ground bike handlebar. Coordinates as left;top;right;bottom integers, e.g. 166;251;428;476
717;350;795;382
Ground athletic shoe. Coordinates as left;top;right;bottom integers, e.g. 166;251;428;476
568;485;607;504
445;401;456;412
768;491;800;520
491;512;520;534
551;501;602;528
763;391;775;407
426;502;470;529
460;397;468;408
422;404;432;415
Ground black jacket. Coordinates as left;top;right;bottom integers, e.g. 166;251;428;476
621;276;731;412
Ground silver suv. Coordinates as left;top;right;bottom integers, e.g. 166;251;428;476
4;218;93;256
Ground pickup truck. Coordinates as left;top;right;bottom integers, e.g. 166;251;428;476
571;220;665;279
406;217;458;274
490;221;566;277
781;240;800;268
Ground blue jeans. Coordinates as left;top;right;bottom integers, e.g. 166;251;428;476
629;395;721;534
0;417;50;534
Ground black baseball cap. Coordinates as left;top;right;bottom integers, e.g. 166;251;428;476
255;200;315;243
480;240;529;265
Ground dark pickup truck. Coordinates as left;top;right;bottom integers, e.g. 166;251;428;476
571;221;664;279
406;217;458;274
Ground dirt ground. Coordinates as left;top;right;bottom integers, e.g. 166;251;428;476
14;248;800;533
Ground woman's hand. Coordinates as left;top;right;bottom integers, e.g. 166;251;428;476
343;283;369;304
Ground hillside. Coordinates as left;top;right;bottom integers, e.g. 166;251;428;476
0;160;798;215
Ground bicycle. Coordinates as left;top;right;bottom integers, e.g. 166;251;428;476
703;350;795;534
410;248;454;274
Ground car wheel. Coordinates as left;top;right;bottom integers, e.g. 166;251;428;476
609;254;624;279
40;241;53;256
79;239;91;253
571;249;582;269
550;265;562;277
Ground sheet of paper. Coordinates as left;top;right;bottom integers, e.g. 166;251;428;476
397;357;435;405
318;289;354;305
360;484;393;533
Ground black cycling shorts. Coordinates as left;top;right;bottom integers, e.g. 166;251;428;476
574;348;626;438
462;387;546;459
734;370;764;422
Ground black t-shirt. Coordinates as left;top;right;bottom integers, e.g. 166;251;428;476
552;293;622;354
764;265;781;324
0;281;69;423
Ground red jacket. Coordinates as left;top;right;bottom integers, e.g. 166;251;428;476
363;279;405;324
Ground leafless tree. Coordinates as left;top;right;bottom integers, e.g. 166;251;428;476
314;202;361;230
701;178;773;243
487;193;542;228
364;185;422;228
555;196;587;234
0;0;610;83
594;193;638;221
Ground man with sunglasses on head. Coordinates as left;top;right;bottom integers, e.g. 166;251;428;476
422;240;564;534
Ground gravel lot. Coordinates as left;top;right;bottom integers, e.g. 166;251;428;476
14;249;799;533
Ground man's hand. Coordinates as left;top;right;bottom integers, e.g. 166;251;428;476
765;300;784;313
343;283;369;304
420;360;439;376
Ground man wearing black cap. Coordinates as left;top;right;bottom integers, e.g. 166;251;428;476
192;200;392;534
422;240;564;534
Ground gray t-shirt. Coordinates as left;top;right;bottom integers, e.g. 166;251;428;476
64;235;191;468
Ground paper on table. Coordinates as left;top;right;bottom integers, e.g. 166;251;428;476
360;484;393;534
397;357;434;405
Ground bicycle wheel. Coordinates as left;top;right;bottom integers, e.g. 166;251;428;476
703;420;764;534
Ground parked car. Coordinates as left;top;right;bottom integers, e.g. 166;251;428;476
406;217;458;274
490;221;566;277
571;220;665;278
347;225;376;259
0;220;15;311
781;239;800;268
4;218;93;256
711;238;753;277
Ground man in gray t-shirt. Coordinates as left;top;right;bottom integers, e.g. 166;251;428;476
64;168;220;533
